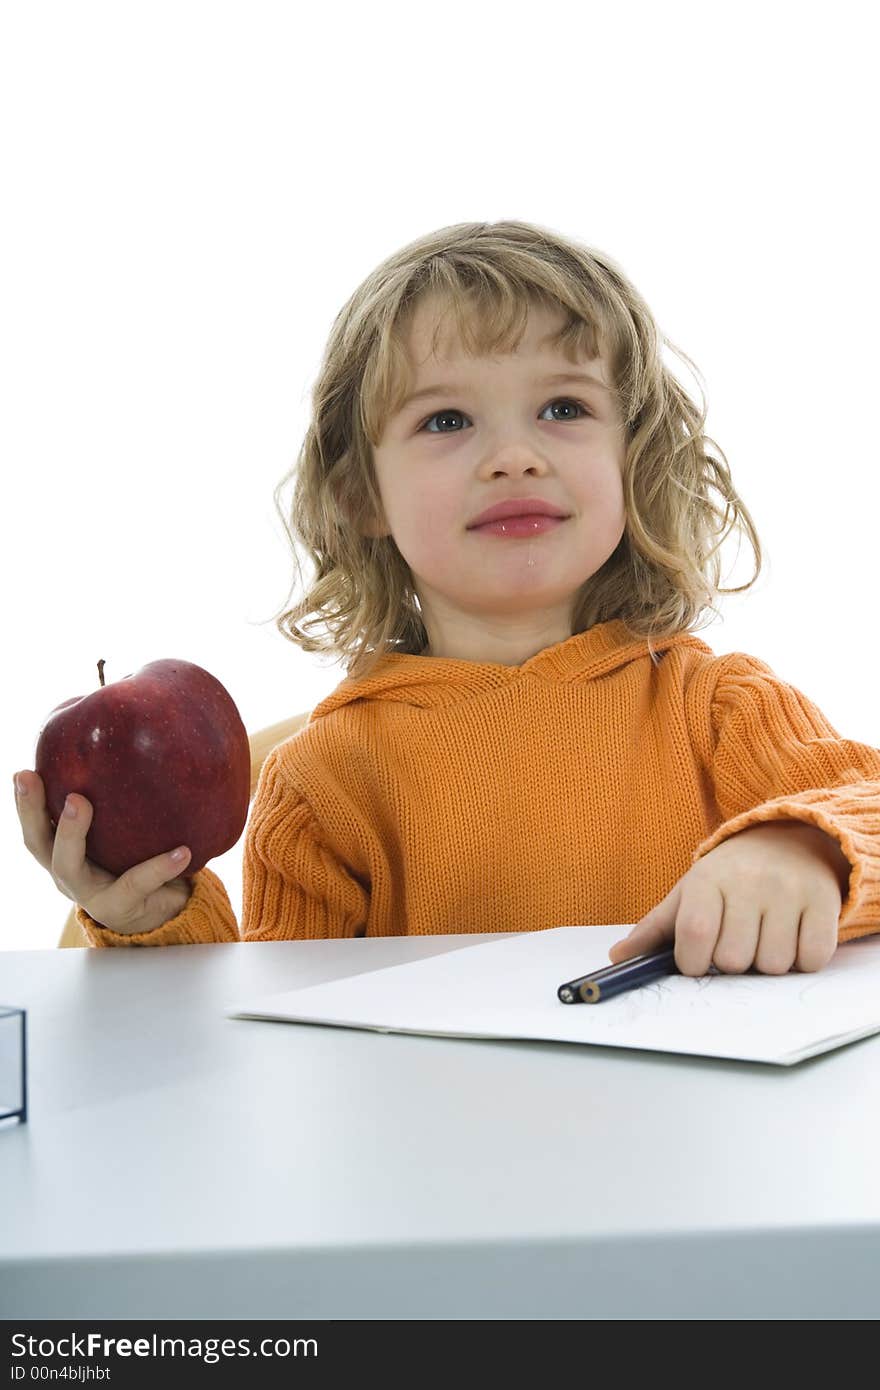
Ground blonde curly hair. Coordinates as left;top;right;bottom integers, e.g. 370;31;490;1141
263;219;762;681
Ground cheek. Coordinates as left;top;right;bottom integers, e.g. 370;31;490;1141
410;521;458;570
403;481;461;534
384;488;460;569
587;465;626;520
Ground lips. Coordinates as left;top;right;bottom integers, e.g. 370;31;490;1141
467;497;570;529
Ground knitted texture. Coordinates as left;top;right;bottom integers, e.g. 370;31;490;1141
77;619;880;948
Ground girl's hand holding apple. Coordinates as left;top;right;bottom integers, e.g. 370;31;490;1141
13;656;251;937
13;771;193;935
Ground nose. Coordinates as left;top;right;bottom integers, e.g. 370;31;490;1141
482;446;550;480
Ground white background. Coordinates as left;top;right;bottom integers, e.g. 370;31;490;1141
2;1;877;951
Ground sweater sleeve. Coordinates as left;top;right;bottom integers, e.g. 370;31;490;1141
74;865;239;947
692;652;880;942
240;744;369;941
74;739;370;946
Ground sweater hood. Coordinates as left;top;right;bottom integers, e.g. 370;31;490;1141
309;619;714;719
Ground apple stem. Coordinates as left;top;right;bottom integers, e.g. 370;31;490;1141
97;659;106;688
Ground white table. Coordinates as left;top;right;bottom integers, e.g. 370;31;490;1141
2;934;880;1319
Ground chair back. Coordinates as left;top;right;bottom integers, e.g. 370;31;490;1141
57;710;311;947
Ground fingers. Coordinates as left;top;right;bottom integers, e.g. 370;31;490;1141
49;791;99;900
795;903;839;972
14;771;105;905
613;891;837;979
14;770;60;875
668;881;723;975
752;908;800;975
108;846;192;922
712;896;761;974
607;917;672;963
611;882;724;976
14;770;191;928
21;779;109;906
54;794;191;926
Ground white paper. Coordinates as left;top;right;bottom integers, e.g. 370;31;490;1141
226;925;880;1065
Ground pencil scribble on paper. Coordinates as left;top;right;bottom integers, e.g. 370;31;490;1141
576;971;767;1031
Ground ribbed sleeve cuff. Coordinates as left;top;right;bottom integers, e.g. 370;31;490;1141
74;866;239;947
692;784;880;943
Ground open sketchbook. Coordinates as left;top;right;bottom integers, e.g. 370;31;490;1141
226;925;880;1066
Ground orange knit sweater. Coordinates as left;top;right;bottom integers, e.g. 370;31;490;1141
75;619;880;948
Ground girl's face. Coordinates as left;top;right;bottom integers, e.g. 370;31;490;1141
370;295;629;665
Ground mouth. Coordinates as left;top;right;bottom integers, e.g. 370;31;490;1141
466;498;570;529
468;514;568;538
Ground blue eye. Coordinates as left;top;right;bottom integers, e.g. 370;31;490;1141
418;398;591;433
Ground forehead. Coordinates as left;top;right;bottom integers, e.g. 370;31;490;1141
401;293;612;384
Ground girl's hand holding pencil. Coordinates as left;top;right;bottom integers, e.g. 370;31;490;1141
607;819;852;978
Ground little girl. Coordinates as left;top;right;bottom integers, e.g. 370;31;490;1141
14;219;880;975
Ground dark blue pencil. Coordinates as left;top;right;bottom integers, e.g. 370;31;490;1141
557;946;679;1004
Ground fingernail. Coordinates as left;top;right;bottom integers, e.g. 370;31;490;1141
14;774;26;798
63;795;77;818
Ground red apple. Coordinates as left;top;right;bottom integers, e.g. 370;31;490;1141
34;658;251;878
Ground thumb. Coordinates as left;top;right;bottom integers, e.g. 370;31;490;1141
114;845;191;913
608;881;681;963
